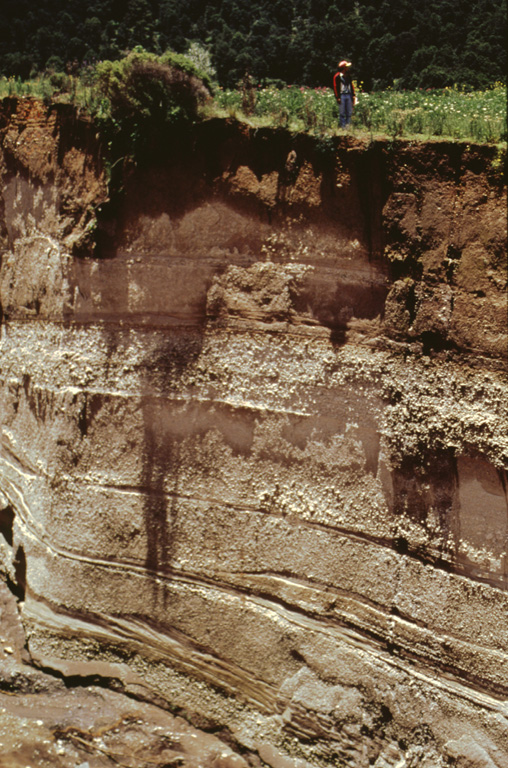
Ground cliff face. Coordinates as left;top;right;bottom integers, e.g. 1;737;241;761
0;98;507;768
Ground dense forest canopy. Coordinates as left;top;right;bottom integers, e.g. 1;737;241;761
0;0;505;90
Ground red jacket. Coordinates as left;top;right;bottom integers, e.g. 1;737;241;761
333;71;355;101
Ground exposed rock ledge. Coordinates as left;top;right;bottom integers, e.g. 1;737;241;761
0;98;507;767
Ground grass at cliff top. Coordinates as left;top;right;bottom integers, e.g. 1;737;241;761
214;83;507;143
0;73;506;144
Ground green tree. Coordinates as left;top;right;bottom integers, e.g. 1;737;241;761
0;0;505;90
94;47;212;156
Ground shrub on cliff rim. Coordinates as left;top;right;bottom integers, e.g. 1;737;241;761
94;47;212;156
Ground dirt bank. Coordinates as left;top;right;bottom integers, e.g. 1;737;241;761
0;98;507;768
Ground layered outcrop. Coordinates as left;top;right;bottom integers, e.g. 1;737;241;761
0;98;507;767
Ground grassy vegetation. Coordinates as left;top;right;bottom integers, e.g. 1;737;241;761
0;68;505;145
215;82;507;143
0;71;102;113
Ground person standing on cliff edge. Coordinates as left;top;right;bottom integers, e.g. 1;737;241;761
333;60;356;128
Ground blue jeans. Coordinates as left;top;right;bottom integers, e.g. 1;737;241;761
339;94;353;127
